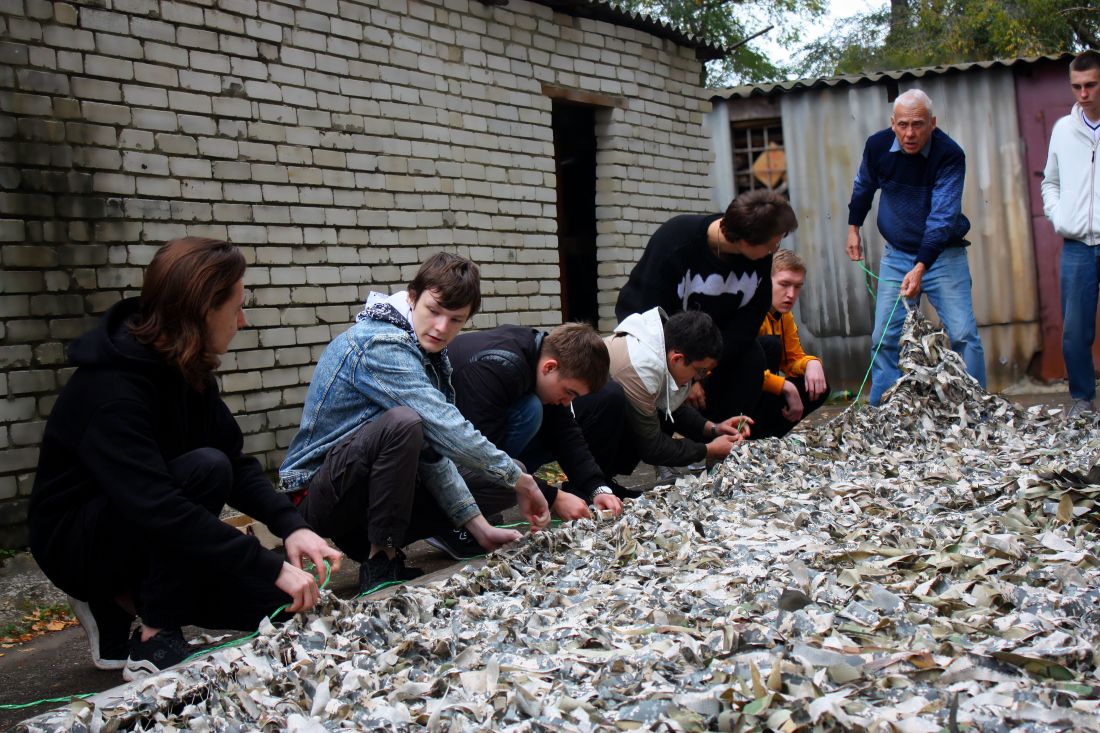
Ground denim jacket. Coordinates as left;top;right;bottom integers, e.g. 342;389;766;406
279;291;521;527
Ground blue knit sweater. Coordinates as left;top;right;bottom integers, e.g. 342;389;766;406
847;127;970;269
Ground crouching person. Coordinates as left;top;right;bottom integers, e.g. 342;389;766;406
429;323;621;558
29;238;341;681
750;249;830;438
279;253;551;592
573;309;753;496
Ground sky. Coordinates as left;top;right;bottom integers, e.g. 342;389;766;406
758;0;888;71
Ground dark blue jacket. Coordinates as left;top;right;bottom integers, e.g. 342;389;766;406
847;127;970;269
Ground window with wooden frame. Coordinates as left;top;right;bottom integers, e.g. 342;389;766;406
731;119;788;197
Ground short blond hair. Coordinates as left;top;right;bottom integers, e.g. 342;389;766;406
772;248;806;275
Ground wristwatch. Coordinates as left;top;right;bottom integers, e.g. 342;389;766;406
593;485;614;496
709;423;718;438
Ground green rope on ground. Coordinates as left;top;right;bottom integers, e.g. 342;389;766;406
357;579;404;597
0;693;95;711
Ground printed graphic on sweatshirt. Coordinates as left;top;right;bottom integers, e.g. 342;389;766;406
677;269;760;310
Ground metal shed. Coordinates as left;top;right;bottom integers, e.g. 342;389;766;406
707;54;1078;392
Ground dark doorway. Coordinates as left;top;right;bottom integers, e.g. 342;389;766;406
552;103;598;326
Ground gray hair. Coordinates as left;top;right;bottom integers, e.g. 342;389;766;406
893;89;934;117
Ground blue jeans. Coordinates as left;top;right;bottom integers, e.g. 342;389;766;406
1061;239;1100;401
870;245;986;405
503;393;543;460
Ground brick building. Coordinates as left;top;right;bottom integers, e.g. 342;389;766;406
0;0;722;546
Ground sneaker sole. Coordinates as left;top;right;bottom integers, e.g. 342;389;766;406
68;596;128;671
94;657;128;671
423;536;483;561
122;659;161;682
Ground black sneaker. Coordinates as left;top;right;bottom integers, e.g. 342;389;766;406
609;478;643;500
424;528;486;560
67;595;134;671
358;550;424;595
123;628;193;681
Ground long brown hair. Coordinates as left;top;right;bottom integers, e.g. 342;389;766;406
130;237;246;390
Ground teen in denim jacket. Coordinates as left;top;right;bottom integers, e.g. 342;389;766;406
280;254;550;591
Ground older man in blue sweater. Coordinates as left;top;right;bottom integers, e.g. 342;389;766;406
846;89;986;405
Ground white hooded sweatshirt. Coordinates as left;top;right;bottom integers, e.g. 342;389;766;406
608;307;692;421
1042;103;1100;247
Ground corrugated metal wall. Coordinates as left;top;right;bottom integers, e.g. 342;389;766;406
717;69;1039;392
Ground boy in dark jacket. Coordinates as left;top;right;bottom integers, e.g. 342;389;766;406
428;323;620;558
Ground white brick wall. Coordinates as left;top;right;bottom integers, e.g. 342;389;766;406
0;0;712;546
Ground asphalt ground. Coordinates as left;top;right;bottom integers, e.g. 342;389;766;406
0;391;1068;731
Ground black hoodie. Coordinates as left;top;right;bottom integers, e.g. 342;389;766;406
29;297;308;598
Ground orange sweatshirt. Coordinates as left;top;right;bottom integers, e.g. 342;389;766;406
759;309;820;395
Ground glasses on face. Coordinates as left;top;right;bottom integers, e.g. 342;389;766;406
692;365;713;380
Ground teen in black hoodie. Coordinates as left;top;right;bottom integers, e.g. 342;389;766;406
30;238;339;680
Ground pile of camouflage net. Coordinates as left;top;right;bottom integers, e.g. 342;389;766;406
20;313;1100;732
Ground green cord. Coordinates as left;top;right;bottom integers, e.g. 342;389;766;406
0;693;96;711
496;519;563;529
357;579;404;597
852;259;906;404
182;558;335;662
854;290;904;403
0;560;335;711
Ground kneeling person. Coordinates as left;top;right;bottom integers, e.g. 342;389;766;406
279;254;551;593
573;309;752;491
750;249;830;438
431;323;621;556
30;238;340;680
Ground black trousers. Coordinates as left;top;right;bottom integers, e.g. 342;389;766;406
298;407;423;562
571;381;638;479
401;466;521;544
748;335;829;439
700;330;766;423
46;447;291;632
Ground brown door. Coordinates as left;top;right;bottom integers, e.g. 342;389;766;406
1015;58;1100;381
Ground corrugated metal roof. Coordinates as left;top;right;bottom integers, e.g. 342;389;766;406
711;52;1074;99
526;0;728;60
766;66;1041;390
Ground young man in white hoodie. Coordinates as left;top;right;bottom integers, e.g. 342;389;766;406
1043;50;1100;417
571;309;751;495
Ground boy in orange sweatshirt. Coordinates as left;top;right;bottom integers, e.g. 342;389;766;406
750;249;829;438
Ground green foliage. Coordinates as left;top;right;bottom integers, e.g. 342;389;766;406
795;0;1097;79
615;0;827;86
